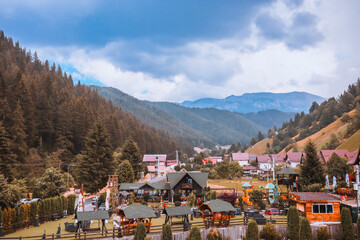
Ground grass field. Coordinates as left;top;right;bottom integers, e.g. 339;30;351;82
337;129;360;152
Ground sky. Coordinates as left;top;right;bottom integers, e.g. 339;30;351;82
1;0;360;102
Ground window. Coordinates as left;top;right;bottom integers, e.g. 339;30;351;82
312;204;334;214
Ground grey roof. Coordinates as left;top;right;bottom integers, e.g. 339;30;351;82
163;206;192;216
290;192;341;202
277;168;299;175
167;172;208;189
77;210;110;221
200;199;236;213
119;183;169;191
148;183;170;190
119;183;145;190
120;204;156;219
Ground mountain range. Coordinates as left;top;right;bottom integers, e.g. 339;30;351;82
92;86;324;147
180;92;326;113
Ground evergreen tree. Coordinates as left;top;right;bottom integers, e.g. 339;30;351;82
317;226;330;240
78;122;114;193
287;206;299;240
115;160;135;183
162;224;172;240
134;222;147;240
186;226;202;240
250;137;257;146
246;220;259;240
10;102;28;164
300;141;325;187
0;121;16;180
38;167;67;198
257;131;264;141
259;222;280;240
341;208;354;240
326;153;352;180
0;174;15;208
120;138;143;180
299;218;312;240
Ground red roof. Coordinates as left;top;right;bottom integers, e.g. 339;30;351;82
286;152;303;162
290;192;341;202
272;154;286;163
143;154;167;162
243;166;259;170
257;155;271;163
202;158;218;165
232;152;249;161
347;148;360;165
318;150;353;163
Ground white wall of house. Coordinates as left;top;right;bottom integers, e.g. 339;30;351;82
289;162;300;168
259;163;271;170
237;160;249;166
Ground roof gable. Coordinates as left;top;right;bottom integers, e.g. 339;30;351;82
286;152;303;162
163;206;192;216
167;172;208;189
120;204;156;219
77;210;110;221
232;152;249;161
257;155;271;163
143;154;167;162
200;199;235;213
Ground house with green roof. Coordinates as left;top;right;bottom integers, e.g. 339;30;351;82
167;171;209;196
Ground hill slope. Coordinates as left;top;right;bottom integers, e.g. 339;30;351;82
93;86;268;146
181;92;325;113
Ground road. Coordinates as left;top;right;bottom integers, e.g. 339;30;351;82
84;197;97;211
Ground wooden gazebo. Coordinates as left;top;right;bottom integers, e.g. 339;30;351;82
277;167;299;191
199;199;235;227
76;210;110;233
117;204;156;235
163;206;192;231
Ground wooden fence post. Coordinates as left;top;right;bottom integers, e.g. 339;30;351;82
52;233;54;240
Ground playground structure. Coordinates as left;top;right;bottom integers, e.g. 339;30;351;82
116;204;156;235
242;182;253;206
199;199;236;227
265;183;275;204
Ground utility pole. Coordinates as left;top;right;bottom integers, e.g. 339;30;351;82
272;156;276;185
176;150;179;165
356;165;360;215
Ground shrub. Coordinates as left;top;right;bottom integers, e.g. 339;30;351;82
162;224;172;240
186;226;201;240
206;228;222;240
134;222;147;240
98;192;106;206
299;217;312;240
129;193;135;205
259;222;281;240
144;237;152;240
303;183;323;192
67;195;75;215
175;201;181;207
259;201;266;210
0;208;3;225
287;206;300;240
187;193;196;208
246;220;259;240
341;208;354;240
316;226;329;240
357;215;360;240
173;193;181;202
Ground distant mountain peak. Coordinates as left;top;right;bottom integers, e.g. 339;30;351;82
180;91;325;114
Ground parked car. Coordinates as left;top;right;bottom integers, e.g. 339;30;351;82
98;203;106;210
30;198;41;203
16;198;30;205
244;209;259;218
265;208;282;216
253;214;276;225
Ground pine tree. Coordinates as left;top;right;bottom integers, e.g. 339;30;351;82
0;121;16;180
299;218;312;240
326;153;352;180
246;220;259;240
186;226;202;240
300;141;325;187
287;206;299;240
162;224;172;240
134;222;147;240
259;222;280;240
10;102;28;164
257;131;264;141
120;138;143;180
78;122;114;193
116;160;135;183
341;208;354;240
0;174;15;209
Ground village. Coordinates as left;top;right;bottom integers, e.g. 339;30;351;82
2;145;360;240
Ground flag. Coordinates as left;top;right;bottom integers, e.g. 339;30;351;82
346;173;350;187
326;175;330;190
333;176;337;190
105;189;110;210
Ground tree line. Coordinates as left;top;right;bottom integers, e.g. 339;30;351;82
0;31;185;184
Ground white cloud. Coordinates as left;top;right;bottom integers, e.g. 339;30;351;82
33;0;360;102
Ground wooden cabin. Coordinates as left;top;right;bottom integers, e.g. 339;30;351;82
117;204;156;235
167;172;209;196
289;192;341;224
199;199;235;227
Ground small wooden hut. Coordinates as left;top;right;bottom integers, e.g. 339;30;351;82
163;206;192;231
199;199;235;227
277;167;299;191
117;204;156;235
76;210;110;233
289;192;341;224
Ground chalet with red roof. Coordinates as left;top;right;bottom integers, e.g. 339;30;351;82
232;152;255;166
202;156;222;165
318;150;356;164
242;166;260;175
285;152;304;168
143;154;167;174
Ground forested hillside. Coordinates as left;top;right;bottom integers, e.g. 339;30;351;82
0;31;188;181
262;79;360;154
94;86;269;146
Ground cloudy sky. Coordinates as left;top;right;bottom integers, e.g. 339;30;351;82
1;0;359;102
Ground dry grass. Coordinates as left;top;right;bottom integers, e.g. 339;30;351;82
246;138;273;155
337;129;360;152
